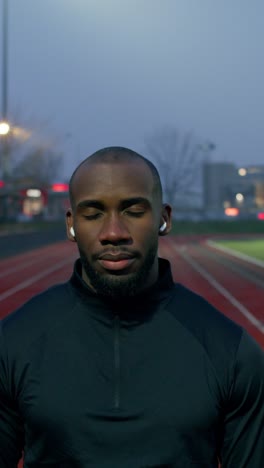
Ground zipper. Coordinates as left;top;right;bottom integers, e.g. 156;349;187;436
114;315;121;409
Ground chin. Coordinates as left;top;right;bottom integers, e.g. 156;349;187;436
94;271;145;298
80;245;158;298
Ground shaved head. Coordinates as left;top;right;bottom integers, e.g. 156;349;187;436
69;146;163;209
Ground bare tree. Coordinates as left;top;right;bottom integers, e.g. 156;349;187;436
0;112;64;186
11;146;63;187
144;125;213;209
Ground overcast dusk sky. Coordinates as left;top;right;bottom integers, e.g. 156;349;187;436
4;0;264;178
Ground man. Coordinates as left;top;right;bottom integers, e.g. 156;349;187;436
0;146;263;467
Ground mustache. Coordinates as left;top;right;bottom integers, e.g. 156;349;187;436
93;247;140;261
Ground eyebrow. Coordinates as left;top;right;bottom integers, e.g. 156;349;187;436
77;197;151;210
120;197;151;209
77;200;104;210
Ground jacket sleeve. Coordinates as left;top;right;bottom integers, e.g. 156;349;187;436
0;322;24;467
220;330;264;467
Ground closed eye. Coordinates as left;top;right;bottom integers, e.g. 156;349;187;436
83;213;102;220
124;210;145;217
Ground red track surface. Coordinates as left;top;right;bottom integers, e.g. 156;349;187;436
1;236;263;467
162;237;264;347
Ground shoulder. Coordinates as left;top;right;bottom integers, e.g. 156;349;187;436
0;281;74;346
0;281;80;395
169;283;243;338
166;283;244;374
233;330;264;387
165;284;264;403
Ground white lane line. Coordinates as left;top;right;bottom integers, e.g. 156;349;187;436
0;256;76;303
206;240;264;269
0;247;71;279
175;246;264;334
0;257;42;279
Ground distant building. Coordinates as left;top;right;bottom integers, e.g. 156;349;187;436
203;162;237;214
0;182;69;222
203;162;264;218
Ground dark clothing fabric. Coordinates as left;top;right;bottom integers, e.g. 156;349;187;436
0;258;264;467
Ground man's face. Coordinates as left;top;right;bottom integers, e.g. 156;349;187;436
68;160;167;298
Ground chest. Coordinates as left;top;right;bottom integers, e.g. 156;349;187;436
17;318;221;465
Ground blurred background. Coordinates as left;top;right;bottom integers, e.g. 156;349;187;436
1;0;264;223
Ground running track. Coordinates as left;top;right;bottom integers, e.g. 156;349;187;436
0;236;263;468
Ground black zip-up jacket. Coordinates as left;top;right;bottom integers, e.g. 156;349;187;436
0;258;264;467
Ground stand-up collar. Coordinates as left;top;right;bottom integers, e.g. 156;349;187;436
69;258;175;325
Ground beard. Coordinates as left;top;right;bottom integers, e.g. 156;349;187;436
78;241;158;299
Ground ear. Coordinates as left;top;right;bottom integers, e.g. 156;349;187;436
159;203;172;236
66;209;76;242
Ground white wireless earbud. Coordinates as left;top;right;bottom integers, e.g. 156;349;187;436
70;227;75;237
159;221;167;233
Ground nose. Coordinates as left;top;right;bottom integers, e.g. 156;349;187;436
98;214;132;245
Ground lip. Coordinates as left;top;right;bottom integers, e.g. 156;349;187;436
98;258;135;271
98;252;134;261
97;253;136;271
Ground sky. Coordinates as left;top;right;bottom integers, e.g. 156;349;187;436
3;0;264;179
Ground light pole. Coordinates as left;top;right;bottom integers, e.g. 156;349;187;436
198;141;216;163
199;141;216;216
1;0;11;182
2;0;8;121
0;0;11;220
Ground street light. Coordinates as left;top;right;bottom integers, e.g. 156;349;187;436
198;141;216;162
0;120;10;135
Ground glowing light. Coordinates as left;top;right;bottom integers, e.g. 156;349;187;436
26;189;41;197
257;212;264;220
0;180;5;188
52;183;69;192
0;121;10;135
238;168;247;176
236;193;244;202
225;207;239;217
12;126;31;141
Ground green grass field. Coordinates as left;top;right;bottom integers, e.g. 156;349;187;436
214;239;264;262
169;220;264;235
